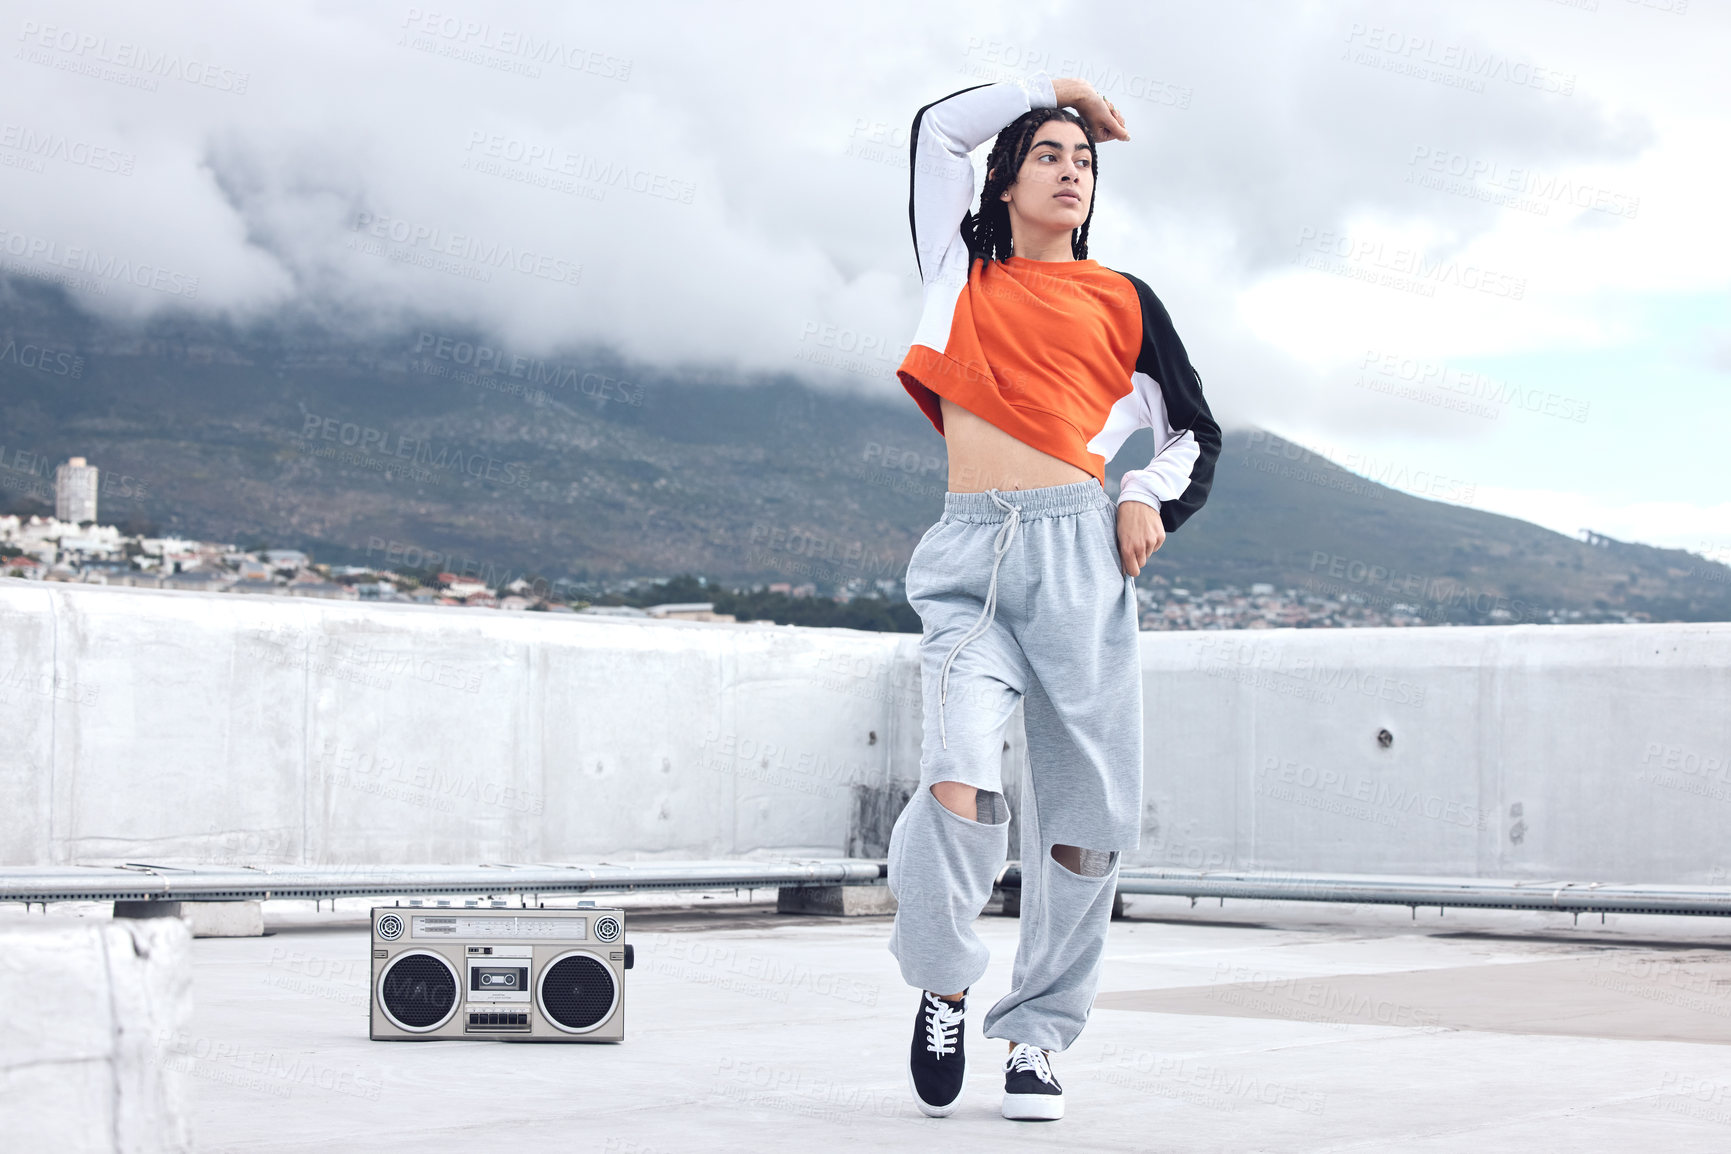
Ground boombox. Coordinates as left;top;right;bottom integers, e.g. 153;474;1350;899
370;905;631;1042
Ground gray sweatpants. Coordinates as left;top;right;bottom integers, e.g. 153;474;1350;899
886;480;1144;1052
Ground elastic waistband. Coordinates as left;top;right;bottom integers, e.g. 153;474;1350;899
942;479;1108;522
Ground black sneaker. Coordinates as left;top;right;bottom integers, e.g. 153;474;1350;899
907;990;967;1117
1002;1042;1064;1121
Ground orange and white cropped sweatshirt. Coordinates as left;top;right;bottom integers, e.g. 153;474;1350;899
897;72;1221;533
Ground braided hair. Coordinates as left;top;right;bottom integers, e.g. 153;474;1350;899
963;107;1099;265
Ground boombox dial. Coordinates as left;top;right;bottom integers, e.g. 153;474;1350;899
377;951;460;1032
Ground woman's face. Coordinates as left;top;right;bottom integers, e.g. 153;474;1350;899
996;119;1093;241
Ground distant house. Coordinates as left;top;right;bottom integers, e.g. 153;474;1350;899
161;571;235;593
645;602;737;623
1;556;44;579
78;560;134;584
264;549;310;572
289;581;356;600
437;572;491;599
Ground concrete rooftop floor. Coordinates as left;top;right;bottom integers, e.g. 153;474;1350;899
91;893;1731;1151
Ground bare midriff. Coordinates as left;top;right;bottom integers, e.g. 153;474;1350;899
939;398;1094;493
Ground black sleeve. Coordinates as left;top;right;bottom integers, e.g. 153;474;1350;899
1123;272;1222;533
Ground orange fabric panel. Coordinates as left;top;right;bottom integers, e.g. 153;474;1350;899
898;256;1143;482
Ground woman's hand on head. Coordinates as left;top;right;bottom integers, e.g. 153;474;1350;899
1051;77;1130;143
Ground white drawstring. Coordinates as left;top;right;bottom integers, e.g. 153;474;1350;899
937;489;1022;750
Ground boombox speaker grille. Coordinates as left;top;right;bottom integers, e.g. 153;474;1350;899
379;951;459;1031
538;952;618;1032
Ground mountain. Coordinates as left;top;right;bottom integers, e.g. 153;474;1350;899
3;279;1727;624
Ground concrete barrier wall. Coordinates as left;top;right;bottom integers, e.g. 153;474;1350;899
0;582;918;867
0;915;192;1152
3;582;1728;882
1155;626;1731;882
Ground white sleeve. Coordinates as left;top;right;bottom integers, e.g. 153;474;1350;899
908;73;1056;285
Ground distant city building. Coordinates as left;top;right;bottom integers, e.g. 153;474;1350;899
55;457;99;524
645;602;737;623
263;549;310;571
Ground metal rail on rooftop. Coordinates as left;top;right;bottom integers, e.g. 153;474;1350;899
0;860;887;904
9;862;1731;920
997;866;1731;918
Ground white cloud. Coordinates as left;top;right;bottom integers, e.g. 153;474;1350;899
1;0;1725;547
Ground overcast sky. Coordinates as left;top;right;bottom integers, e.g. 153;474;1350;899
2;0;1726;555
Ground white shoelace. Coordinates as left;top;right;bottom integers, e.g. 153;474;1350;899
936;490;1023;750
1006;1043;1056;1085
923;992;964;1058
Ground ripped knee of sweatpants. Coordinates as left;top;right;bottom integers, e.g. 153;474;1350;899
929;781;1009;826
1050;844;1118;878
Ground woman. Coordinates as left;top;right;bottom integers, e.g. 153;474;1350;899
886;71;1220;1122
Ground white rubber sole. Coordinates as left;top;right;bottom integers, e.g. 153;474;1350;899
907;1067;962;1118
1002;1091;1065;1121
